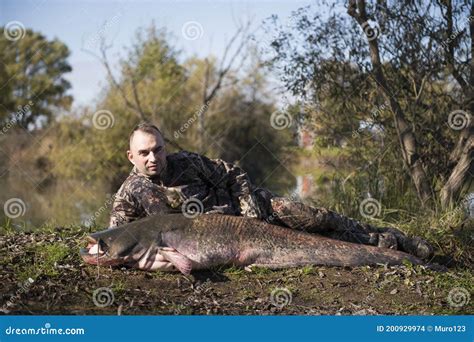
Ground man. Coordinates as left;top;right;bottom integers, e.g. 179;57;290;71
109;123;266;227
109;123;433;270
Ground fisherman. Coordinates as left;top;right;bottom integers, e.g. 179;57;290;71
109;122;433;271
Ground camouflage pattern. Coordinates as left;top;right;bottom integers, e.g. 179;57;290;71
109;150;433;259
109;151;266;227
268;197;433;259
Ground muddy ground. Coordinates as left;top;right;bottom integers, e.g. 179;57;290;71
0;227;472;315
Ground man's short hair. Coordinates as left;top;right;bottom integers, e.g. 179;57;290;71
129;122;163;145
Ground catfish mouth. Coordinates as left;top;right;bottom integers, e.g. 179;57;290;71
80;236;121;266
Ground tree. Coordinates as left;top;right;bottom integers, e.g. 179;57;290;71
84;21;250;151
54;23;292;193
0;27;72;128
266;0;473;208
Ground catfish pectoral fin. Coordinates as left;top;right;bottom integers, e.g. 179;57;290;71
159;248;193;275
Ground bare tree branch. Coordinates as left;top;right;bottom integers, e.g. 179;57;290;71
348;0;433;204
82;36;186;151
443;0;469;92
197;20;252;150
82;38;147;121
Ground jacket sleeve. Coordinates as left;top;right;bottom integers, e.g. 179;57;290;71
194;153;263;218
108;189;140;228
129;180;168;216
109;178;167;228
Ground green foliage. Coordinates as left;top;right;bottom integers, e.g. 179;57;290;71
0;22;296;230
0;27;72;128
46;23;295;194
266;1;472;209
205;91;295;191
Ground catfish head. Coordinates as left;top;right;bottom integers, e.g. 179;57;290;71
80;226;162;266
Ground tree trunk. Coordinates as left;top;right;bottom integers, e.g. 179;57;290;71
439;0;474;207
440;126;474;206
348;0;433;204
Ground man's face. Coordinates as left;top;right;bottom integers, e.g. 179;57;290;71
128;130;167;177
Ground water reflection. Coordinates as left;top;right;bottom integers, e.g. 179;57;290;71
0;178;113;230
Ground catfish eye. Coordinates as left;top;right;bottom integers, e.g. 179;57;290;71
98;239;109;254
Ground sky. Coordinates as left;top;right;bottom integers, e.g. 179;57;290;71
0;0;312;107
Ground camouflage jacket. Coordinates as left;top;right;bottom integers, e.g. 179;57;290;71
109;151;274;228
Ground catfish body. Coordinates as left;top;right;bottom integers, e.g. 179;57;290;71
80;214;421;274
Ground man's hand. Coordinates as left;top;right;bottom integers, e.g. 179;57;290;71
129;247;177;272
153;247;177;271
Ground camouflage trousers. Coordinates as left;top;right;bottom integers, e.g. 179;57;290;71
253;189;433;260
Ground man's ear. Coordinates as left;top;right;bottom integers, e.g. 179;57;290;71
127;150;135;165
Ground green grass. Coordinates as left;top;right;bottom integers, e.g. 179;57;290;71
111;280;127;295
15;242;70;281
300;265;315;276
